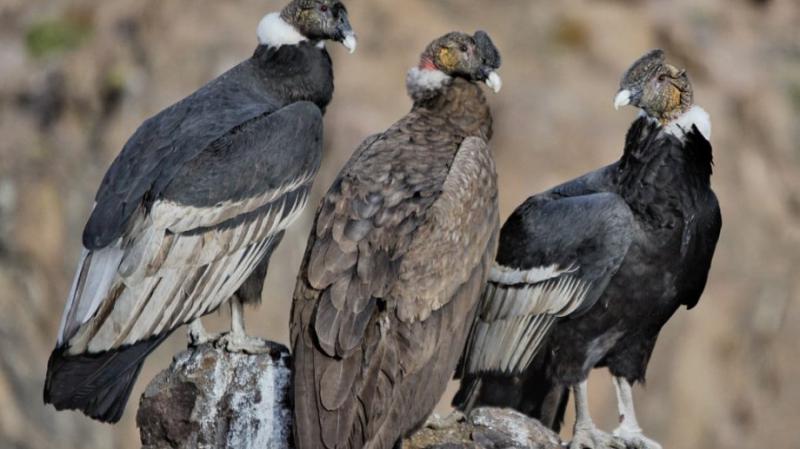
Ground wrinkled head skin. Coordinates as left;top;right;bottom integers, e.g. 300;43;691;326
421;31;503;92
614;49;693;123
282;0;357;52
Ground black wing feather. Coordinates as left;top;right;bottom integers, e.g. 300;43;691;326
84;61;280;249
162;101;322;207
498;191;635;316
678;127;721;309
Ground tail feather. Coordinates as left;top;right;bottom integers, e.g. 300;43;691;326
452;366;569;432
522;365;569;433
540;383;569;433
452;373;525;412
43;333;169;423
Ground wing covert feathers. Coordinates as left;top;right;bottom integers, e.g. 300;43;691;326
463;264;589;377
62;185;308;354
460;191;636;378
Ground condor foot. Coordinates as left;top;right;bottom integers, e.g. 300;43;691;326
216;332;270;354
613;427;663;449
569;425;626;449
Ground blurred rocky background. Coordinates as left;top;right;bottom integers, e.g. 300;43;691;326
0;0;797;448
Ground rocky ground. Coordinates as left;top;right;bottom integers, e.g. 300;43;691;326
1;0;799;448
406;408;563;449
138;341;563;449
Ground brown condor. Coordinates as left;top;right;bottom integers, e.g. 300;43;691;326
291;31;503;449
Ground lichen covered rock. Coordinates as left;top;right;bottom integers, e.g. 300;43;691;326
137;339;562;449
137;340;291;449
405;408;562;449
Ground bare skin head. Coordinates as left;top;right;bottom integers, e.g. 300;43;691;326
614;49;693;123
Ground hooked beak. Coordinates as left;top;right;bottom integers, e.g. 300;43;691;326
342;32;357;53
336;11;357;53
486;71;502;93
479;66;502;93
614;89;632;110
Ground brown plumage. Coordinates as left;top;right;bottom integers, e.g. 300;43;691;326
291;31;503;449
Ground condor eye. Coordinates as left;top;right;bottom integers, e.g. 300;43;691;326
459;44;468;52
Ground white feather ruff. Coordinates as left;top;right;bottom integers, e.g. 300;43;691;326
665;105;711;141
406;67;451;92
257;12;307;48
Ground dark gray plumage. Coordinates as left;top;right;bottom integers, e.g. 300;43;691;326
44;0;356;423
291;31;502;449
455;50;720;449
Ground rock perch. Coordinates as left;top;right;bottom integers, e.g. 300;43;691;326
137;340;292;449
406;408;562;449
137;339;563;449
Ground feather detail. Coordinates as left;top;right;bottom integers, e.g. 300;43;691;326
257;12;307;48
57;246;125;345
463;264;590;376
292;77;499;449
664;105;711;141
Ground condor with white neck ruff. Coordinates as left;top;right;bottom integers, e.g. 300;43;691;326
292;31;502;449
454;49;721;449
43;0;355;423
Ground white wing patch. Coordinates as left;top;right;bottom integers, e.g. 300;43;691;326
60;184;310;355
488;263;576;285
463;262;589;376
57;246;124;345
151;171;315;234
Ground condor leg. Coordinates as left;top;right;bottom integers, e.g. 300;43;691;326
569;380;625;449
611;377;662;449
218;296;269;354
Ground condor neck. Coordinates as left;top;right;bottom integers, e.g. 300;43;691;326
617;116;713;212
252;43;334;111
412;77;493;140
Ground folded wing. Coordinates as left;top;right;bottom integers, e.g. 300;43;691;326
83;62;279;250
59;101;322;353
461;191;635;378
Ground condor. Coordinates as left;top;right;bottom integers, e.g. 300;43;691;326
455;49;721;449
44;0;356;423
292;31;502;449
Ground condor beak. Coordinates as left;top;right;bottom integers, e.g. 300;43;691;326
485;71;503;93
342;32;357;53
335;10;357;53
614;89;632;110
479;66;502;93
